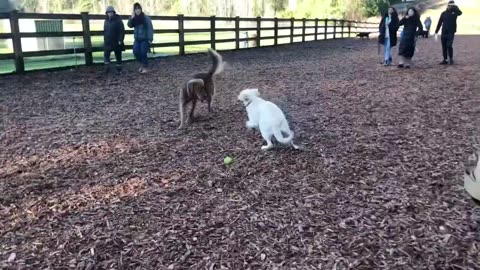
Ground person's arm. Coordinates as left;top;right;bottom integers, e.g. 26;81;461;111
454;6;462;16
435;14;443;34
146;16;154;43
118;19;125;44
378;17;384;33
127;12;135;28
398;17;405;26
393;16;400;31
417;17;423;33
103;20;107;40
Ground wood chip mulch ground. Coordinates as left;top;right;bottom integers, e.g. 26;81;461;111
1;36;479;269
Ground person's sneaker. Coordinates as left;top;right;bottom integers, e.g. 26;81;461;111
449;59;454;65
140;68;148;74
440;60;448;65
405;65;411;69
138;67;143;73
398;64;404;68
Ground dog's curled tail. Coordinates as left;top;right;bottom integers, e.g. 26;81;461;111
207;48;225;76
273;126;294;145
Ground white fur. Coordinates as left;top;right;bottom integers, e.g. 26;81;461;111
238;88;299;150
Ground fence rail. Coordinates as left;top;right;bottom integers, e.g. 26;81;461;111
0;11;378;74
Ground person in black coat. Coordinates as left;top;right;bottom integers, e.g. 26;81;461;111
397;7;423;68
435;0;462;65
378;7;399;66
103;6;125;73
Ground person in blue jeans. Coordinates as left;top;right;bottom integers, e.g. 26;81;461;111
378;7;399;66
127;3;154;73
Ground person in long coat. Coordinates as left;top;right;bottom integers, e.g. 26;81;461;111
103;6;125;73
378;7;399;66
398;7;423;68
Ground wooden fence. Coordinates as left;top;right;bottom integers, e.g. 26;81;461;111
0;11;378;74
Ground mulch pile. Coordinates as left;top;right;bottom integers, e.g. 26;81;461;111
1;37;479;269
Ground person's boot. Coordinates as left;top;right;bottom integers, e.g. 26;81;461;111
104;62;111;73
115;64;122;74
440;59;448;65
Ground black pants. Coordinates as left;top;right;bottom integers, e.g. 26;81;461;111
441;34;455;60
104;49;122;65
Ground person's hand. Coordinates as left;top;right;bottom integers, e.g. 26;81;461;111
405;15;410;19
131;12;135;18
118;41;122;45
434;33;439;42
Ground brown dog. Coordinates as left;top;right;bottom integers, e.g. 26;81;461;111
178;48;224;129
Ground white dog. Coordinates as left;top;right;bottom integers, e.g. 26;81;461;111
238;88;299;150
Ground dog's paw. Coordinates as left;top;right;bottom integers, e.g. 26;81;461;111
261;145;273;150
246;121;257;129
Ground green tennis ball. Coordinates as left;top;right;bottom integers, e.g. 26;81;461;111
224;156;233;165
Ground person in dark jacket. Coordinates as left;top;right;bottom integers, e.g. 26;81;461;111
127;2;154;73
397;7;423;69
378;7;399;66
435;1;462;65
103;6;125;73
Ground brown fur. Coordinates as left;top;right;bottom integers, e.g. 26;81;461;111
177;49;224;129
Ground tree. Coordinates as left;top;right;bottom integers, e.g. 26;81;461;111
78;0;94;12
270;0;288;16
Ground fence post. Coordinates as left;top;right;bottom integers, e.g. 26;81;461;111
290;17;294;43
235;16;240;49
274;17;278;46
302;18;306;42
178;14;185;55
348;21;351;37
333;19;337;39
9;11;24;73
324;19;328;40
81;12;93;65
341;20;344;38
314;18;318;41
256;16;261;47
210;16;216;49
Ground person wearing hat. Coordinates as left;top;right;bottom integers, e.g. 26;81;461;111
435;0;462;65
103;6;125;74
128;3;154;73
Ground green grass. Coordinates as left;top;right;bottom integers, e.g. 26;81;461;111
0;30;272;74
